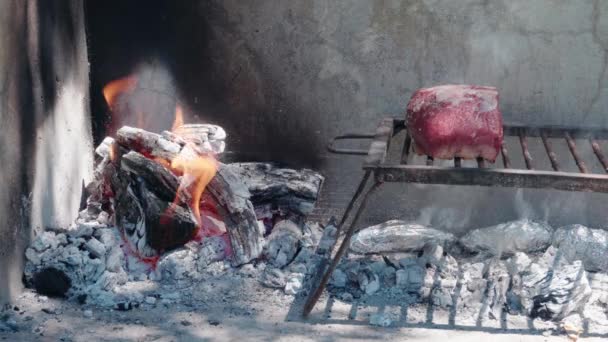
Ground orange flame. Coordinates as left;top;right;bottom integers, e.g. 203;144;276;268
172;105;184;132
103;76;138;108
166;104;218;229
109;142;116;162
170;150;217;225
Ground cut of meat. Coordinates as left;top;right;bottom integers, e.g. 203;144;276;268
406;84;503;162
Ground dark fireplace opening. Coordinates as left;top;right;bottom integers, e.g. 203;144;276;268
85;0;323;169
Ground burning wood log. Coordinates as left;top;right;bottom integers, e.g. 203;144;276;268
227;163;324;217
134;177;198;252
120;151;182;203
116;126;181;163
96;125;262;265
206;164;263;266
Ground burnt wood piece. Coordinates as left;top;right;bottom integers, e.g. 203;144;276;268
116;126;181;162
206;164;263;266
454;157;461;168
364;118;394;167
110;164;198;256
226;163;324;216
110;166;158;257
95;137;115;159
33;267;71;298
121;151;181;202
134;177;198;252
564;132;588;173
161;130;187;146
590;139;608;173
162;124;227;155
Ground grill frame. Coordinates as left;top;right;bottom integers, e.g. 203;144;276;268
360;118;608;190
303;117;608;318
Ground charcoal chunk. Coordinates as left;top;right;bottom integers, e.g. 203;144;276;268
33;267;71;298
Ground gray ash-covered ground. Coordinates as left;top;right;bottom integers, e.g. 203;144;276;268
11;215;608;341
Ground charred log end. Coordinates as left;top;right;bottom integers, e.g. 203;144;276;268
32;267;71;298
146;204;198;252
208;164;264;266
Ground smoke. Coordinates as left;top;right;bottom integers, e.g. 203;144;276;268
105;60;184;135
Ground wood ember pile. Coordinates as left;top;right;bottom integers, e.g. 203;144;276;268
327;220;608;327
22;123;325;307
85;125;263;266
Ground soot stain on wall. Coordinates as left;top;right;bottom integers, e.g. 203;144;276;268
85;0;323;169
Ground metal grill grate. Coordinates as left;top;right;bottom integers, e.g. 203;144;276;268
304;117;608;318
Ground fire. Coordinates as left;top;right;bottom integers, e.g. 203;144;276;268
167;104;218;232
103;76;138;109
172;105;184;132
170;150;217;225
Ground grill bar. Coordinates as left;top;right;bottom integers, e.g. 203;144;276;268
308;118;608;318
501;143;511;169
401;133;412;164
565;132;588;173
541;132;561;171
519;131;534;170
591;139;608;173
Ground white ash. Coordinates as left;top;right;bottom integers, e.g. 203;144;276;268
369;312;395;327
459;219;552;257
552;224;608;273
260;267;286;289
529;260;592;320
479;260;510;320
350;220;455;254
94;136;115;158
325;222;608;326
264;220;303;268
22;204;608;332
284;273;305;295
358;267;381;295
170;124;226;155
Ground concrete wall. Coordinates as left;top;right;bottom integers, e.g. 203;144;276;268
189;0;608;230
86;0;608;166
0;0;92;303
84;0;608;231
169;0;606;163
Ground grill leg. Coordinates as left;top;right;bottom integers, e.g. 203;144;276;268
302;173;382;318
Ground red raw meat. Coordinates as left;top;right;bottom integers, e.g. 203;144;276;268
406;84;503;162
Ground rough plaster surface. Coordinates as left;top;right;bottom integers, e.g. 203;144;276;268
196;0;608;231
0;0;92;303
196;0;608;146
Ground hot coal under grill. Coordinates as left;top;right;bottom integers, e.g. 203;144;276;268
303;117;608;317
